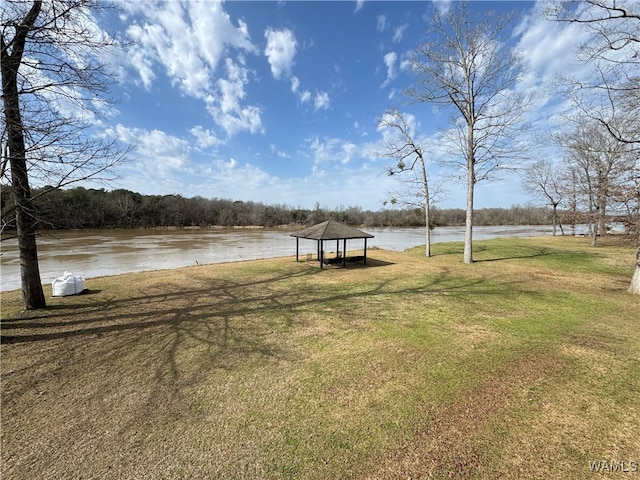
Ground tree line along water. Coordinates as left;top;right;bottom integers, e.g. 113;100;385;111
0;186;555;231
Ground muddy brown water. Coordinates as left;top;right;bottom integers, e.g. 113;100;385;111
0;225;552;292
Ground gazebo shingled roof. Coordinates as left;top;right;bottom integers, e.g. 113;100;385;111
290;219;374;241
290;220;374;269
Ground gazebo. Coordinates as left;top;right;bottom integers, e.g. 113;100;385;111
290;220;374;269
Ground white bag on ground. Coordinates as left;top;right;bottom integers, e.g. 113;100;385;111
52;271;85;296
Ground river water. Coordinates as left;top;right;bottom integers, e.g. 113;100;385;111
0;225;553;292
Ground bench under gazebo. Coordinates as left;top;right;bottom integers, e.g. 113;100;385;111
290;220;374;269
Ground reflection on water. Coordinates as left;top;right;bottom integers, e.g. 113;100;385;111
0;225;552;291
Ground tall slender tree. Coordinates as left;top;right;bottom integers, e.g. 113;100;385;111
406;1;532;263
1;0;128;309
378;109;437;257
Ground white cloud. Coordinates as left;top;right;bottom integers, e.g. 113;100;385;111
123;1;260;137
190;126;222;149
300;90;312;104
399;57;412;72
291;81;328;109
106;123;280;200
355;0;365;13
392;24;409;43
264;27;297;79
291;75;313;105
381;51;398;87
206;57;264;136
432;0;452;16
515;4;592;93
188;1;255;68
108;124;190;178
127;44;155;89
124;0;256;82
377;15;388;32
314;91;331;111
307;136;360;166
270;144;291;159
291;76;300;92
264;29;330;113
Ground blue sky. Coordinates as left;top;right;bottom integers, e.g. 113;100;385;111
87;0;594;211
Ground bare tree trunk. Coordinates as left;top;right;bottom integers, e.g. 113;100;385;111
464;130;474;264
1;0;46;309
422;159;431;258
464;174;474;264
425;205;431;257
630;245;640;295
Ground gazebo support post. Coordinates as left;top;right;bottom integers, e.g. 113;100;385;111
364;238;368;265
296;238;299;262
343;238;347;268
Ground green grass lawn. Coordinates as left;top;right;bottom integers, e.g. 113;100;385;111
1;236;639;479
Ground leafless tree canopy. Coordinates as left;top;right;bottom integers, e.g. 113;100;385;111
548;0;640;145
1;0;130;309
378;108;438;256
1;0;129;189
522;160;566;235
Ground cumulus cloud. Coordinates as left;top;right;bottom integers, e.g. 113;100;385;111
314;92;330;111
291;76;300;92
207;58;264;136
190;126;222;149
291;76;327;109
125;1;255;97
300;90;312;104
122;1;260;138
264;27;297;79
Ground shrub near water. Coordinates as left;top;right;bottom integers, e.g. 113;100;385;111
1;236;639;479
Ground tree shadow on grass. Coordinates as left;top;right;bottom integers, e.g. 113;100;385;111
429;242;558;263
1;259;529;473
0;261;527;404
0;261;517;349
473;246;556;263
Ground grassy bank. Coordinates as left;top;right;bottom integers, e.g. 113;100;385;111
2;236;639;479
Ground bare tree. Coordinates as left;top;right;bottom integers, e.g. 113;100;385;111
1;0;128;309
378;109;439;257
548;0;640;292
558;117;636;246
406;2;533;263
522;159;565;235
